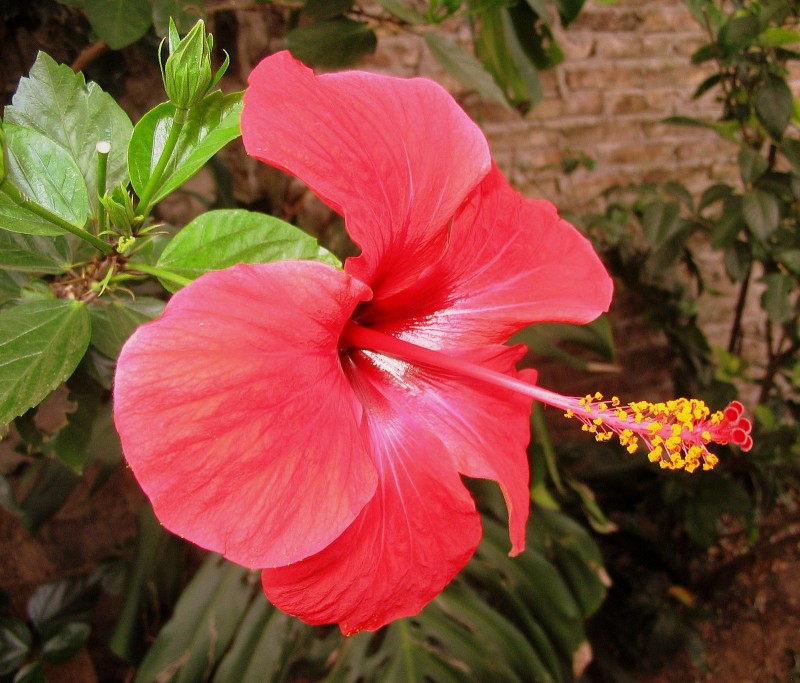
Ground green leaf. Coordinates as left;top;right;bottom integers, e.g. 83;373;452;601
152;0;207;36
128;91;242;206
0;473;22;516
83;0;152;49
0;617;32;676
89;298;164;358
425;34;510;108
710;196;746;248
303;0;353;21
0;232;72;274
755;74;794;140
0;299;91;425
156;209;340;292
777;248;800;276
724;241;751;282
41;622;90;663
28;576;100;635
738;147;768;185
133;556;254;683
698;183;733;211
376;0;426;23
0;124;90;236
742;189;780;240
19;457;80;533
717;14;761;57
756;26;800;47
550;0;585;26
512;316;616;371
287;17;377;68
761;271;795;323
4;52;133;209
780;137;800;171
640;200;682;248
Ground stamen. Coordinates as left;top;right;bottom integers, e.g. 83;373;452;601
340;322;752;472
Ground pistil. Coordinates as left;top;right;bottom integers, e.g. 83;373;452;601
340;321;752;472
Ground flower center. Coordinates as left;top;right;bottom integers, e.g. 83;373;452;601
340;321;753;472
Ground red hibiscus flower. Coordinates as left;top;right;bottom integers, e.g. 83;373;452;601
113;52;749;635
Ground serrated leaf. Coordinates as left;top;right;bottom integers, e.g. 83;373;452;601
156;209;340;292
755;74;793;140
0;617;31;676
83;0;151;49
0;125;90;236
0;232;72;274
41;622;90;663
0;299;91;425
133;556;254;683
128;91;242;207
89;298;164;358
287;17;377;68
742;189;780;240
425;33;510;108
4;52;133;209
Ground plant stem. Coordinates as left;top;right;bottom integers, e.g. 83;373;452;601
727;262;752;355
135;106;188;220
125;261;192;287
95;141;111;236
0;181;114;255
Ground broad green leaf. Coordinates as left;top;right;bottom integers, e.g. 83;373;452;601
13;662;47;683
738;147;768;185
376;0;426;23
742;189;780;240
711;197;746;248
89;298;164;358
780;137;800;171
0;299;91;425
513;316;616;371
761;271;795;323
152;0;207;36
507;1;563;71
41;622;90;663
133;556;254;683
287;18;377;68
0;125;90;236
550;0;584;25
128;91;243;206
724;241;751;282
0;617;31;676
156;209;340;292
4;52;133;209
717;14;761;57
777;248;800;276
699;183;733;211
0;232;72;274
27;576;100;635
83;0;151;49
756;26;800;47
755;74;794;140
641;200;682;248
425;34;510;108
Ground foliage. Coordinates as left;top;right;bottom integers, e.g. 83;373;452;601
0;13;613;683
577;0;800;674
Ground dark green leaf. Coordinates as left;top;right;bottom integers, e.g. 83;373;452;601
425;33;509;108
0;299;91;425
693;72;722;98
152;0;207;36
664;181;693;210
777;248;800;276
287;17;377;68
711;197;746;248
690;43;716;65
4;52;133;208
0;232;72;274
28;576;99;635
699;183;733;211
550;0;584;26
0;124;90;236
761;271;795;323
133;556;254;683
641;200;681;248
507;1;564;71
0;617;31;675
755;74;793;140
128;91;242;206
110;505;186;664
742;189;780;240
780;137;800;171
684;477;752;547
303;0;353;20
717;15;761;57
0;272;26;306
376;0;426;23
0;473;22;516
724;241;751;282
738;147;768;185
83;0;152;49
12;661;46;683
512;316;616;371
19;458;80;533
156;209;340;292
89;298;164;358
41;622;90;663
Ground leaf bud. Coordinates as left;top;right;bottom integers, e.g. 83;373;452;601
100;184;137;236
160;18;228;109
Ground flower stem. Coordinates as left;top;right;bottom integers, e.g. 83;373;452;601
95;140;111;236
125;261;192;287
0;181;115;255
135;106;188;220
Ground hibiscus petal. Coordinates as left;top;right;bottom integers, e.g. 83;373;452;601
261;342;533;633
359;165;614;347
241;51;491;301
113;262;377;568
